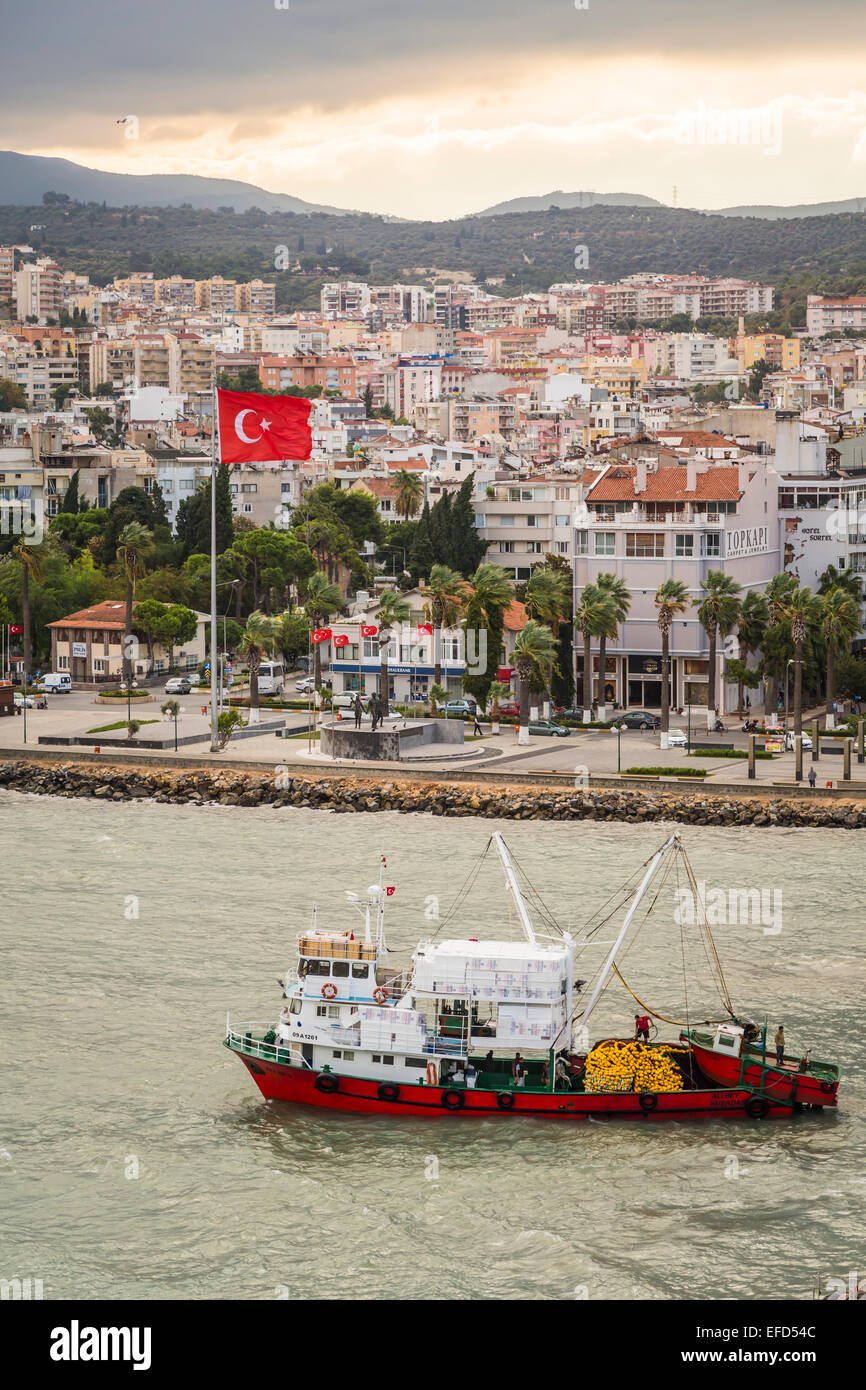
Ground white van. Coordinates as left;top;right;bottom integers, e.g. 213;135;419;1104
37;672;72;694
257;661;284;696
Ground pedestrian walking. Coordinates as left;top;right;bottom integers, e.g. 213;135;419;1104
808;766;816;788
472;710;483;737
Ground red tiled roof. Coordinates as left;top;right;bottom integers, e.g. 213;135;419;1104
503;599;528;633
47;601;128;629
587;464;743;503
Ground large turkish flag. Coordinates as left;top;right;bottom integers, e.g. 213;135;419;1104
217;389;313;463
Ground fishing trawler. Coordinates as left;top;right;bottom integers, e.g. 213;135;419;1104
225;833;841;1119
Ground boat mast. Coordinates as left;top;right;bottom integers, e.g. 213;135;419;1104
574;833;679;1036
492;832;537;946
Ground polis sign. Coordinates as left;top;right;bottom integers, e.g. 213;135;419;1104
725;525;770;560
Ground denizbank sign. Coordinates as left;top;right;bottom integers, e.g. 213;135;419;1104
725;525;770;560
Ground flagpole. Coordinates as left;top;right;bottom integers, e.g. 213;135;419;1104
210;375;220;752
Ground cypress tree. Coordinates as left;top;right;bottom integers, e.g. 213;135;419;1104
409;500;434;579
450;473;486;576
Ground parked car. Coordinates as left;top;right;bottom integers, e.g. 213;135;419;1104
332;691;371;710
493;701;521;719
784;731;813;752
13;692;35;708
295;677;315;694
164;677;192;695
438;698;477;717
621;710;661;730
526;718;571;737
666;728;688;748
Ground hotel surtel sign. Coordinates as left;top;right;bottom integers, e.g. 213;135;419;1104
725;525;770;560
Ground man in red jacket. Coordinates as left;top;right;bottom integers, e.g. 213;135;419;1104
634;1013;651;1042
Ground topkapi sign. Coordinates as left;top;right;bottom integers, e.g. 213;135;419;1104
725;525;770;559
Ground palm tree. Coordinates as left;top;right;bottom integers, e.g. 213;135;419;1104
12;540;44;689
781;587;819;736
303;570;343;693
486;678;509;732
734;590;769;714
392;469;424;520
763;572;797;715
818;564;862;601
524;567;571;709
694;570;741;722
237;610;277;724
375;589;411;703
595;573;630;709
425;563;466;685
463;561;514;706
513;620;558;745
818;587;861;716
654;579;690;735
574;583;613;713
117;521;153;685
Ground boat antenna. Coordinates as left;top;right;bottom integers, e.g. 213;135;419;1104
492;832;537;946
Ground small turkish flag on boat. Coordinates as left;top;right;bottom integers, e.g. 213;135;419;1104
311;628;332;644
385;886;396;896
361;624;378;637
333;634;349;647
217;389;313;463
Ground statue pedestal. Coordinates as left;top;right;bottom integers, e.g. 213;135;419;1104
320;718;464;762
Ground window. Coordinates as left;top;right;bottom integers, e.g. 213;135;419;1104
625;532;665;558
362;638;378;658
406;1058;427;1068
241;483;257;493
382;1055;394;1065
526;541;542;554
556;541;569;554
332;961;349;978
675;534;694;558
702;533;721;558
574;531;588;555
342;1050;355;1061
594;532;616;557
372;1054;381;1064
328;1006;340;1020
316;1005;328;1017
499;541;515;553
498;514;514;527
555;514;570;527
526;515;539;527
93;659;105;673
179;479;195;491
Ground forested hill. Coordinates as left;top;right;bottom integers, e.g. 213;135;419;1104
3;199;865;322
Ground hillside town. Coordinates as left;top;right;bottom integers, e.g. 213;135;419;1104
2;245;866;763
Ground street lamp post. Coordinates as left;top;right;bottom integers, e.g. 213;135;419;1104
687;706;691;755
611;722;623;773
784;658;795;728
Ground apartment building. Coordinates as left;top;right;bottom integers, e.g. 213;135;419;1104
196;276;238;313
13;258;63;321
321;281;371;317
0;444;44;542
474;474;581;581
0;246;17;303
572;458;780;712
6;344;79;407
806;295;866;336
259;351;357;396
237;279;276;315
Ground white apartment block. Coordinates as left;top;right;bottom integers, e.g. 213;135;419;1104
474;474;581;581
806;295;866;336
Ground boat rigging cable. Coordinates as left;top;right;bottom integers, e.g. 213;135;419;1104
429;835;566;943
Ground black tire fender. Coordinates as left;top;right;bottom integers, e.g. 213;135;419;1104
377;1082;400;1102
441;1088;465;1110
314;1072;339;1094
496;1091;516;1110
745;1095;770;1119
638;1091;658;1113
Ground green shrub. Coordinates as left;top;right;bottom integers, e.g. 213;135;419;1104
623;766;707;777
688;748;776;760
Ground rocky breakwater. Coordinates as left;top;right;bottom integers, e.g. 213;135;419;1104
1;760;866;828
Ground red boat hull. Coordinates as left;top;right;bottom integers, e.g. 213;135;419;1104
234;1052;794;1119
689;1040;839;1107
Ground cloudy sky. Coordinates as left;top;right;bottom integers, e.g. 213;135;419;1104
5;0;866;216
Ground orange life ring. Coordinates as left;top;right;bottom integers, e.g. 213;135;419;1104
321;982;338;1000
426;1061;438;1086
373;986;389;1005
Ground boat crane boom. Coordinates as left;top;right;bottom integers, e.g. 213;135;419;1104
492;832;537;946
573;833;679;1036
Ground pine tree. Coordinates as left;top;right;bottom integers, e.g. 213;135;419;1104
62;469;80;514
450;474;486;576
409;500;435;579
429;492;454;567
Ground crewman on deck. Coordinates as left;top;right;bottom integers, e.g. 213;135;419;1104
635;1013;651;1042
774;1024;785;1066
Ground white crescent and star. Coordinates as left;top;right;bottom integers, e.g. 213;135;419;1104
234;409;272;444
